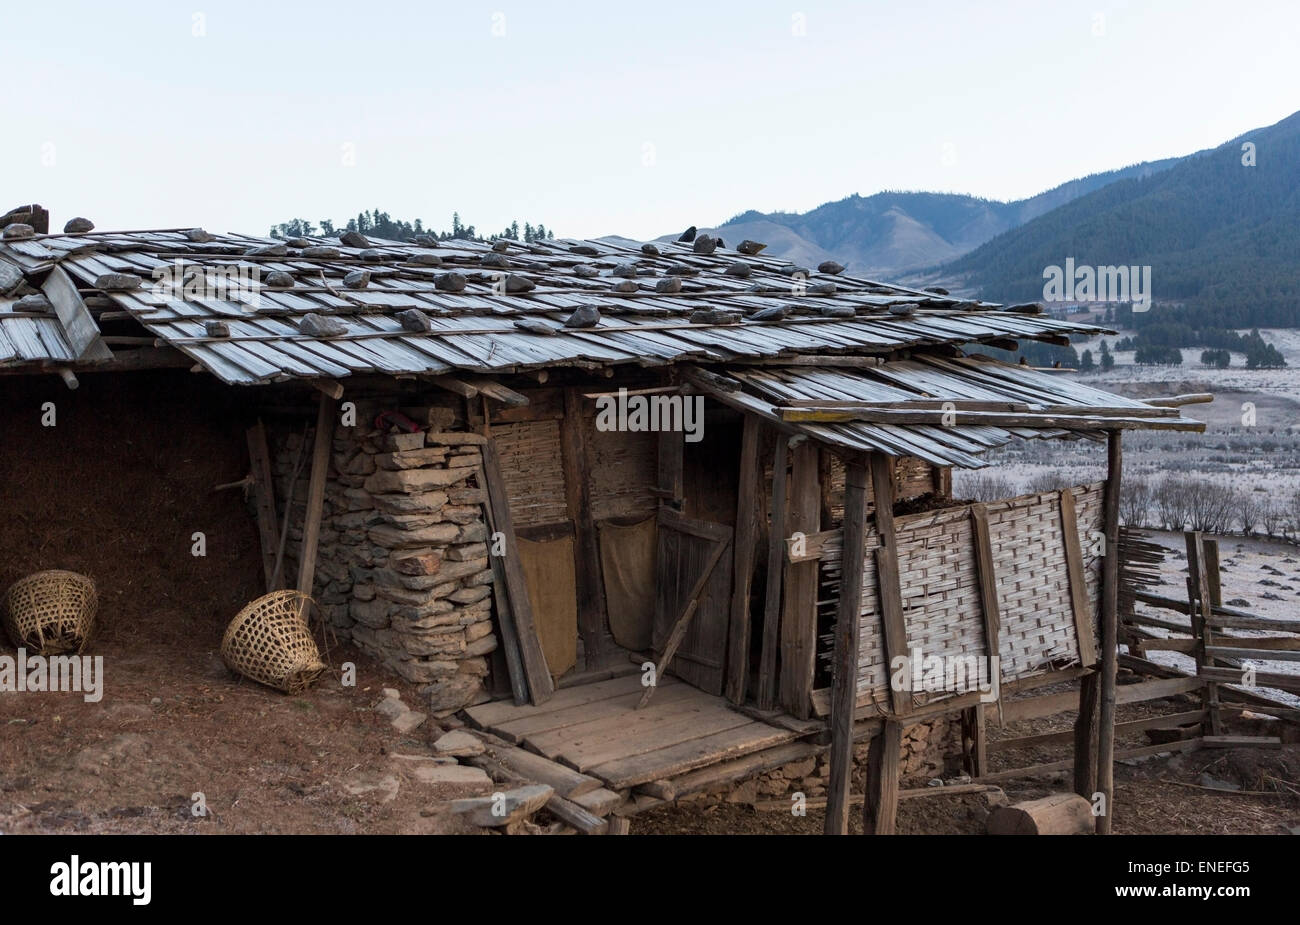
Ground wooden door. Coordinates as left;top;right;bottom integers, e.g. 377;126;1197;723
653;507;733;694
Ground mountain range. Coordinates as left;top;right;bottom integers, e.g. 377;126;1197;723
637;109;1300;327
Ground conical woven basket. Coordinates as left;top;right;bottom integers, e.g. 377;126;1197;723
221;590;326;694
3;570;98;655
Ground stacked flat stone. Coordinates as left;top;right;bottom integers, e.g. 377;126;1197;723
273;413;498;716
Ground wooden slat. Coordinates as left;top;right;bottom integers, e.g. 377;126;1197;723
464;670;650;729
472;741;605;799
826;456;868;835
757;434;789;711
493;682;694;741
725;414;761;705
978;738;1204;783
545;702;754;773
1058;488;1097;667
245;420;281;591
482;438;554;703
779;439;820;718
590;721;797;790
1205;646;1300;662
997;710;1206;753
636;741;823;802
1199;666;1300;692
41;265;112;361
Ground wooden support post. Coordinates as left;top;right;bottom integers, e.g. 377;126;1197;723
1186;530;1224;736
869;453;910;716
296;393;338;606
757;434;789;712
968;502;999;779
246;420;281;591
1095;430;1122;835
482;439;555;704
1073;672;1099;798
825;457;869;835
779;439;821;718
560;388;608;664
725;415;761;705
1202;538;1222;608
862;720;902;835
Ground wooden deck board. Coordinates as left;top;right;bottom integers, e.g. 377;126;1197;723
591;722;798;790
539;704;756;773
494;683;698;741
465;673;669;727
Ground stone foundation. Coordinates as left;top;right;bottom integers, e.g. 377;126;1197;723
695;715;964;806
272;405;498;715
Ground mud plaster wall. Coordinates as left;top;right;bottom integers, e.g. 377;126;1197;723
271;401;497;716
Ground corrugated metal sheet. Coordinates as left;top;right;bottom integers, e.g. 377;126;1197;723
0;228;1107;381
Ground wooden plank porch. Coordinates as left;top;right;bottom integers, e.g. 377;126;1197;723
464;673;802;791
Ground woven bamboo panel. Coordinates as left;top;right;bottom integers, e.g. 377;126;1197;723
1071;482;1105;649
984;489;1081;679
817;484;1107;702
583;417;657;522
492;420;569;528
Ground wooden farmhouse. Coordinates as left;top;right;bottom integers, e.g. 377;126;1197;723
0;204;1207;834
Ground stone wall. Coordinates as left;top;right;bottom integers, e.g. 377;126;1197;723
272;411;498;716
699;715;963;806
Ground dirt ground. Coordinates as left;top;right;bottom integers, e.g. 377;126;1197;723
0;372;487;835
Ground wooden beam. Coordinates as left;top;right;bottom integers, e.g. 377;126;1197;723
245;420;281;591
1095;431;1122;834
779;440;821;718
869;453;910;716
560;388;608;664
1059;488;1098;667
1145;393;1214;408
825;457;869;835
482;438;555;703
757;434;789;712
637;537;732;708
1199;666;1300;692
776;407;1203;432
1202;537;1222;608
862;720;901;835
311;378;344;399
725;414;761;705
296;393;338;606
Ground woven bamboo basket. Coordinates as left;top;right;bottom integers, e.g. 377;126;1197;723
2;570;98;655
221;591;326;694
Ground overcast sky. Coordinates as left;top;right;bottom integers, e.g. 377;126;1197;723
2;0;1296;240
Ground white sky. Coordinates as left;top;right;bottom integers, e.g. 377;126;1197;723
2;0;1296;240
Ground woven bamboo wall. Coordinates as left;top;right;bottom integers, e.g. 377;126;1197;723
816;483;1106;710
492;419;569;528
584;419;657;523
